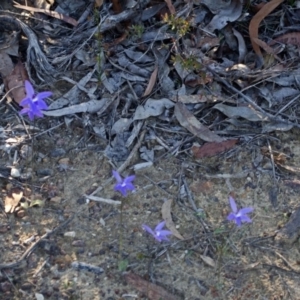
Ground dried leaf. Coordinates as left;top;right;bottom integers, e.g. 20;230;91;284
271;32;300;47
44;98;112;116
143;65;158;97
133;98;174;120
232;28;247;63
172;92;235;104
200;255;216;268
5;187;23;213
249;0;284;65
29;199;45;207
191;139;238;159
174;102;224;142
0;52;14;78
4;60;28;104
204;0;243;33
95;0;103;8
124;273;182;300
164;0;175;15
252;37;283;63
213;103;267;122
162;199;184;240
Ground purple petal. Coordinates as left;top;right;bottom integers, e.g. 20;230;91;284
158;230;172;237
32;107;44;118
20;97;32;107
36;91;52;100
35;99;48;110
240;215;252;223
142;224;155;237
125;182;135;191
155;221;166;231
25;81;34;98
235;217;242;226
114;184;127;196
124;175;135;183
227;212;236;221
239;207;254;215
112;170;122;183
229;196;237;213
20;107;30;115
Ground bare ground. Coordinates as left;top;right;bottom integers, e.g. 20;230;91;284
1;124;300;300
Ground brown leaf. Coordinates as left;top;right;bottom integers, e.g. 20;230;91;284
174;102;224;142
190;180;213;195
252;37;283;63
162;199;184;240
200;255;216;268
270;32;300;47
124;273;182;300
4;60;28;104
164;0;175;15
249;0;284;65
143;65;158;97
5;187;23;213
95;0;103;8
191;139;238;159
0;52;14;78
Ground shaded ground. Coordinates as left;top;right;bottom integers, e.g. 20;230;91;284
2;0;300;299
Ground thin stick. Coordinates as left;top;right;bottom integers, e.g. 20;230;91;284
83;195;121;205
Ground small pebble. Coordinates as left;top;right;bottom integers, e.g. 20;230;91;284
72;240;85;247
50;148;66;157
11;167;20;178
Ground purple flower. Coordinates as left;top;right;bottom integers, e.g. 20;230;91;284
112;170;135;196
142;221;172;242
227;196;254;227
19;80;52;120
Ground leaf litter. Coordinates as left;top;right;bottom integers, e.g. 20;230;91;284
2;0;300;298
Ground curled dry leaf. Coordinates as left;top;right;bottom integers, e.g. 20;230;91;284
270;32;300;47
174;102;224;142
124;273;182;300
162;199;184;240
232;28;247;63
200;255;216;268
44;98;113;116
204;0;243;33
143;65;158;97
249;0;284;66
4;60;28;104
164;0;176;14
133;98;174;120
191;139;238;159
213;103;267;122
5;187;23;213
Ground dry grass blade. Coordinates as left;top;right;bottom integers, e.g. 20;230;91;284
162;199;184;240
14;3;78;26
174;102;224;142
4;60;28;104
249;0;284;66
143;65;158;97
164;0;176;14
124;273;182;300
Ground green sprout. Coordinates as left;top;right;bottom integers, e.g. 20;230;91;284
171;54;202;72
162;14;190;37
